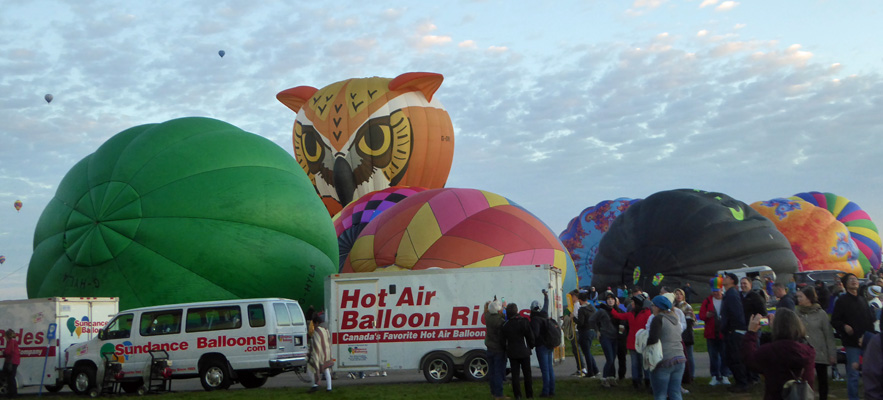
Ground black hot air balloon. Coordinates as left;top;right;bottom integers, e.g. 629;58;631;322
44;94;53;103
218;50;225;58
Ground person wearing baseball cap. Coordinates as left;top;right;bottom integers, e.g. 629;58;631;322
720;273;750;393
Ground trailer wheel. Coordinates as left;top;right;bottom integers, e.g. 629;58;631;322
463;352;489;382
199;357;232;391
70;364;97;395
45;383;64;393
238;372;269;389
422;353;455;383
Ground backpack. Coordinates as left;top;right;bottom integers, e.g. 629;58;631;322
541;317;562;348
782;368;813;400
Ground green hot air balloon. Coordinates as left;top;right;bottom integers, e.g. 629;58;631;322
27;117;337;310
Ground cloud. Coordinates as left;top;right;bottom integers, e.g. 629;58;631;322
418;35;453;48
459;40;478;49
716;1;739;11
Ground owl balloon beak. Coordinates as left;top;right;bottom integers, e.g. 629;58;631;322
333;157;355;206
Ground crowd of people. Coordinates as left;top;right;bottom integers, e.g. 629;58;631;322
482;271;883;400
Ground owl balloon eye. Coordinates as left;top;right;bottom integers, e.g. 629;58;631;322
358;122;391;157
301;128;323;163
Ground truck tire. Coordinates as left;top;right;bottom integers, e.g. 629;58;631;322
45;383;64;393
199;357;232;391
463;352;489;382
422;353;455;383
70;364;97;395
238;371;268;388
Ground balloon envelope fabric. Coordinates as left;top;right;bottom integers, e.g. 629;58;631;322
559;198;640;288
333;186;428;271
751;198;863;276
790;191;881;274
27;117;338;310
591;189;799;298
343;188;573;275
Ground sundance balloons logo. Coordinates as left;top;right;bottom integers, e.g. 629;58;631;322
66;317;108;338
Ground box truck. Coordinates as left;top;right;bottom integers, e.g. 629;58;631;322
0;297;118;394
324;264;564;383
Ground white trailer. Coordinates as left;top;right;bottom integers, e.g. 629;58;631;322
324;264;564;383
0;297;118;394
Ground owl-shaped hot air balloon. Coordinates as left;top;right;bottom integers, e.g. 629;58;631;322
277;72;455;216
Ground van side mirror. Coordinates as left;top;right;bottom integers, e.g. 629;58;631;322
98;330;105;340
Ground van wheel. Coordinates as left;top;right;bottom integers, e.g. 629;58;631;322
422;353;454;383
463;352;489;382
199;358;232;391
45;383;64;393
70;364;97;395
238;372;268;389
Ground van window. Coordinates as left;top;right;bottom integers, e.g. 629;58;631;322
105;314;134;340
140;310;182;336
273;303;292;326
186;306;242;332
248;304;266;328
287;303;305;326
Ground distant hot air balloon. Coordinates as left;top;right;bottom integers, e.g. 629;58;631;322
14;200;22;212
277;72;456;216
0;256;5;265
44;94;53;103
218;50;225;58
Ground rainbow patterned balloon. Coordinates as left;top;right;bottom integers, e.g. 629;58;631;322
790;192;881;274
334;186;428;271
633;267;641;285
652;273;664;286
343;188;573;274
751;198;863;276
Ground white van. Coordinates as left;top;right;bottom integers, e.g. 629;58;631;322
63;298;309;395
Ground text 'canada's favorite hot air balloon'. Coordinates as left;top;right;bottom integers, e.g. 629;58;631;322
27;117;337;310
559;198;640;288
44;94;53;104
790;192;881;274
333;186;428;271
14;200;22;212
342;188;573;277
751;198;863;276
277;72;455;216
592;189;798;298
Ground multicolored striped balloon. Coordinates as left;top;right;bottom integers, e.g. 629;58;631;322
333;186;428;271
790;192;881;273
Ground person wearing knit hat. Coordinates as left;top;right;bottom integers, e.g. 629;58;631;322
483;298;507;400
647;295;687;399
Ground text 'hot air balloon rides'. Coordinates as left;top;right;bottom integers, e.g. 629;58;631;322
277;72;455;216
28;117;337;310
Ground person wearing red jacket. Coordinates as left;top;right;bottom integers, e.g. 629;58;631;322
3;329;21;398
698;278;731;386
743;309;815;400
612;294;652;390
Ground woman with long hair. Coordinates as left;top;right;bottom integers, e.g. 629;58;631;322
673;288;695;383
743;308;815;400
796;286;836;400
646;295;686;400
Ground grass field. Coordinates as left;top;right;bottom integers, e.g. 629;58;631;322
132;376;852;400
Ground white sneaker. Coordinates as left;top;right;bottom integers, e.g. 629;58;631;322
681;387;690;394
709;377;720;386
721;377;731;385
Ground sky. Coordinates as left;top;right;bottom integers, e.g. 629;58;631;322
2;0;882;300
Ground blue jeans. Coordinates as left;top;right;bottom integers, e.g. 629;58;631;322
844;346;862;400
578;330;599;375
535;345;555;395
600;336;617;378
684;344;694;380
486;349;507;397
706;338;724;378
650;362;685;400
629;349;646;383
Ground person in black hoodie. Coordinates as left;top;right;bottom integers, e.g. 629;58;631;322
576;292;600;378
592;293;619;388
831;273;876;400
530;290;555;397
502;303;535;399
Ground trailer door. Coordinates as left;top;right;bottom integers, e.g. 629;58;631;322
332;279;380;368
